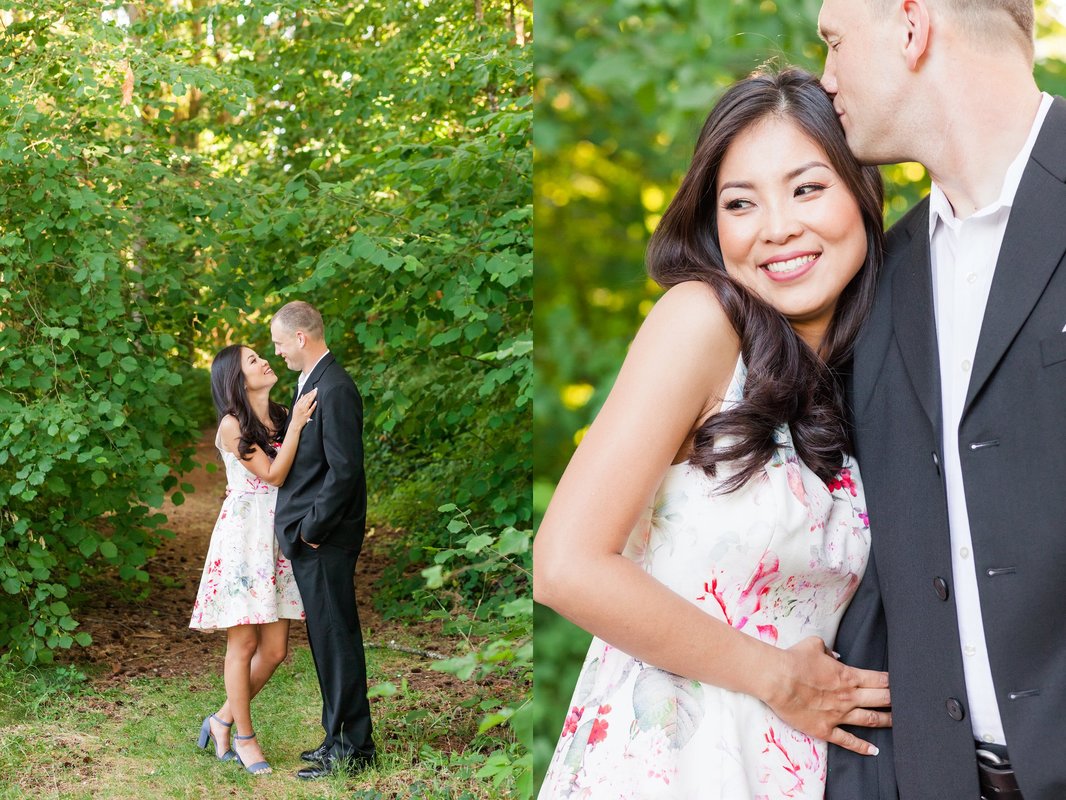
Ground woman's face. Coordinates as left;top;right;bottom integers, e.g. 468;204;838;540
715;116;867;349
240;347;278;393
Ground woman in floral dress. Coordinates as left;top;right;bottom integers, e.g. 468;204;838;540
189;344;318;775
535;69;892;798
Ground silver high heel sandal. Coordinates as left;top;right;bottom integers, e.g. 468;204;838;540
196;714;236;761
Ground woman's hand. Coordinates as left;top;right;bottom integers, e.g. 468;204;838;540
762;636;891;756
290;388;318;430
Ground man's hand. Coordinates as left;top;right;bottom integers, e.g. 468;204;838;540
301;536;320;550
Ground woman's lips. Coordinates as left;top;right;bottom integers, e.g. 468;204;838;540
760;252;819;282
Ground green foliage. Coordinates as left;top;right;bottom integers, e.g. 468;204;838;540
378;503;532;796
533;0;1066;792
0;0;240;665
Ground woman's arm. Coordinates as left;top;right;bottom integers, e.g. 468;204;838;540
533;281;889;756
219;389;318;487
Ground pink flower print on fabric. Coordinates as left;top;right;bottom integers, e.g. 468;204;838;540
757;624;779;644
826;468;858;497
761;724;824;798
562;706;584;738
699;553;781;635
587;717;608;747
786;460;808;507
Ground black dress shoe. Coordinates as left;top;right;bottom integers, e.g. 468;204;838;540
296;752;375;780
299;743;329;763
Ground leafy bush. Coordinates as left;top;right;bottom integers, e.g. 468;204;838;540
422;504;532;796
0;2;243;663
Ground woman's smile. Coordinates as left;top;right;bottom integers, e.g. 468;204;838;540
759;251;820;281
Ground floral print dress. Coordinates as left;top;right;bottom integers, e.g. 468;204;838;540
539;357;871;799
189;443;304;629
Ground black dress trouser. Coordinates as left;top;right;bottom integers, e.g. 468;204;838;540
290;544;374;760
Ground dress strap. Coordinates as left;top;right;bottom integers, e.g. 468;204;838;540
719;355;748;413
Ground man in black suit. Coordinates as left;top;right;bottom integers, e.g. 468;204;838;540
818;2;1066;799
270;300;375;779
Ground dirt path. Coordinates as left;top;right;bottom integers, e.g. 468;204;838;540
67;429;450;689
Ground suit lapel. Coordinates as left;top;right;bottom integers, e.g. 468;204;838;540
287;353;335;423
964;98;1066;415
301;353;335;395
890;207;943;437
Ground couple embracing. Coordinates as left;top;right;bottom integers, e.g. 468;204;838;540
538;1;1062;798
189;300;376;780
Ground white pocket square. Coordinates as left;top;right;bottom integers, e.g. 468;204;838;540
1062;322;1066;332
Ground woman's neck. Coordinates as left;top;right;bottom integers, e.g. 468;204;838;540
246;389;272;427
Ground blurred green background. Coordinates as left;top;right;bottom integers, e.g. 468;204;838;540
532;0;1066;791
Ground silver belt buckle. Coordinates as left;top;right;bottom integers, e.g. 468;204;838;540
976;747;1010;768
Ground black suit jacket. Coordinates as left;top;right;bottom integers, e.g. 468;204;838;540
274;353;367;558
828;97;1066;800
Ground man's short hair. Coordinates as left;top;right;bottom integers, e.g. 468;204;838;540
273;300;325;340
873;0;1034;57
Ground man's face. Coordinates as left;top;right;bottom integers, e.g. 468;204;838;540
818;0;902;163
270;320;303;372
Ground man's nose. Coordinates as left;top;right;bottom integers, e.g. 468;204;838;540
821;55;838;96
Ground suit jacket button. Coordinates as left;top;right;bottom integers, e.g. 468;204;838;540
933;576;949;601
931;451;940;475
946;697;965;721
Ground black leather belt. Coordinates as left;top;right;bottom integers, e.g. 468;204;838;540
976;742;1023;799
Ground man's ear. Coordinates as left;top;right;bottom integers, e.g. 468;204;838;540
901;0;931;71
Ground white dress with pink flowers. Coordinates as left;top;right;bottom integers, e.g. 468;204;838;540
539;357;871;800
189;444;304;630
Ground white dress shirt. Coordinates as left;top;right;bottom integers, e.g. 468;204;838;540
928;92;1053;746
297;350;330;396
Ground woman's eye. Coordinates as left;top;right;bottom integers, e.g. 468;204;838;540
723;198;752;211
795;183;825;197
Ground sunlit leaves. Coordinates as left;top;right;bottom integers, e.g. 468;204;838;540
0;0;228;666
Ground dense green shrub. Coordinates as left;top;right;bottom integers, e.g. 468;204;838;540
0;1;244;664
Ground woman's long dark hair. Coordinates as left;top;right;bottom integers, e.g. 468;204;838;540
646;67;884;491
210;344;289;461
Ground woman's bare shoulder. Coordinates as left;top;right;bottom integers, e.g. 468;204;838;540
217;414;240;436
217;415;241;454
640;280;739;356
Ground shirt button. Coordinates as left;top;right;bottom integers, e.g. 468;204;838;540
961;359;972;372
964;644;977;657
982;733;995;743
967;272;978;284
959;546;970;559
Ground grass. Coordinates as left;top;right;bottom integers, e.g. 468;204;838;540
0;647;507;799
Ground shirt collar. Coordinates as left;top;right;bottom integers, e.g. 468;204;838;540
928;92;1053;236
